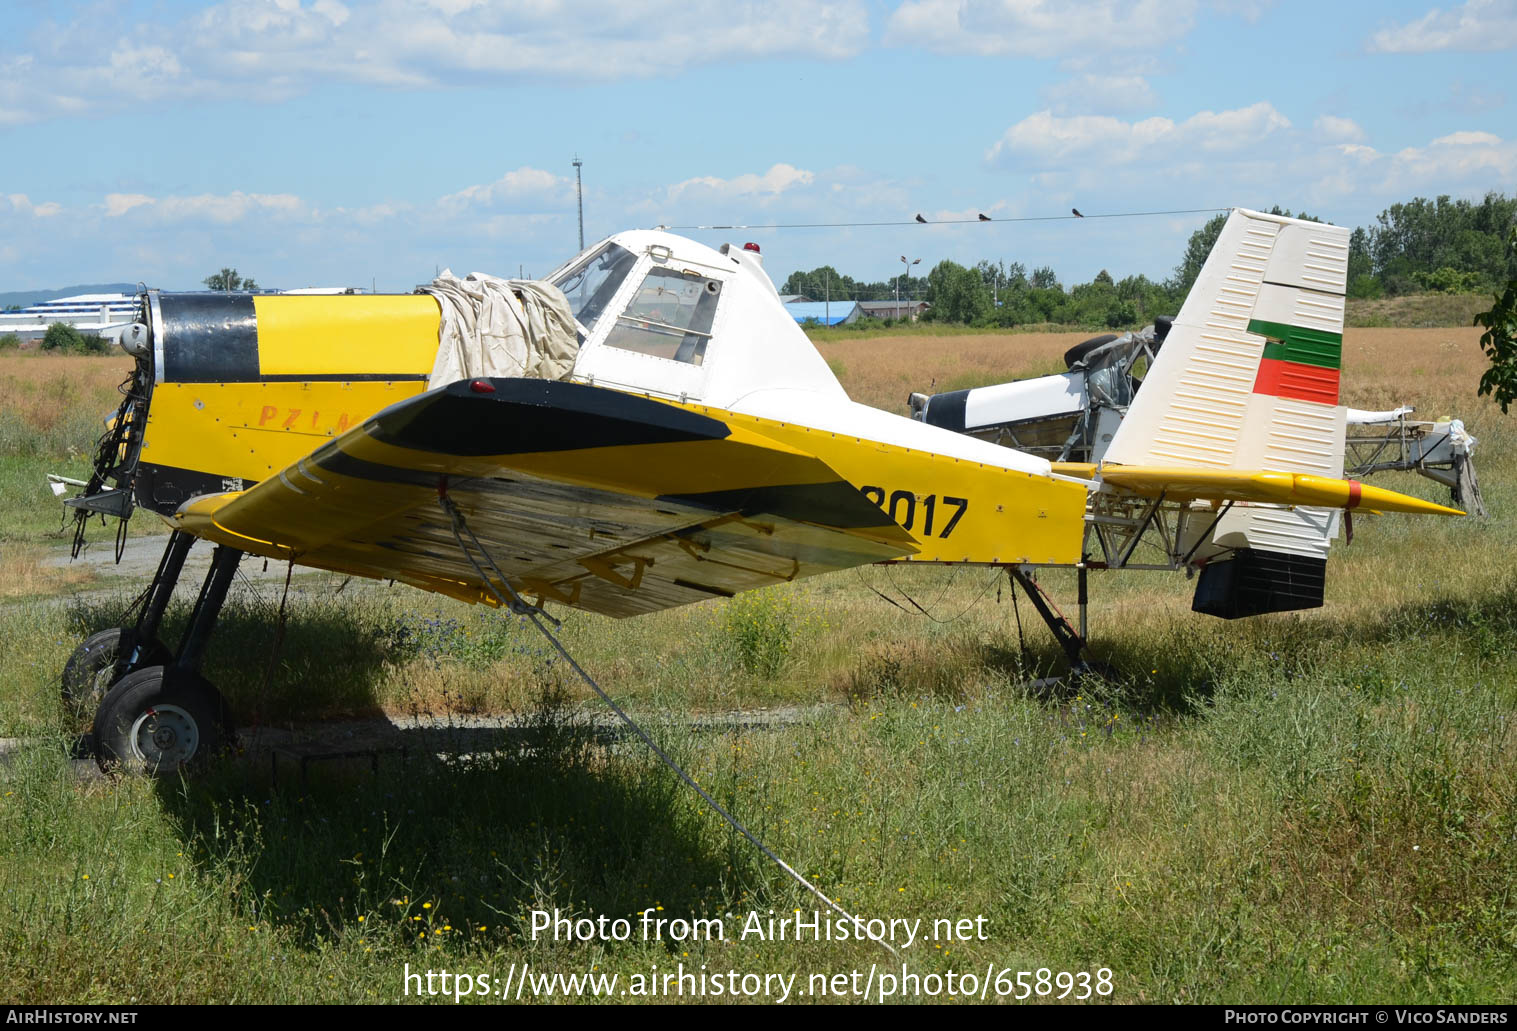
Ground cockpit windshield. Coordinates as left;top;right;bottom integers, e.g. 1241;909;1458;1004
553;243;638;341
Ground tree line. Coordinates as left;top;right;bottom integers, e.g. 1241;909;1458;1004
782;192;1516;329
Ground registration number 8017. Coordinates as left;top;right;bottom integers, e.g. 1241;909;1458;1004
860;487;969;538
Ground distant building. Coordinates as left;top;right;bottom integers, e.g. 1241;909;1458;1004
0;292;138;339
785;301;861;327
778;294;815;305
858;299;929;320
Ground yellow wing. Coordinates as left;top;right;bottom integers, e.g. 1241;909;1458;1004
170;379;918;617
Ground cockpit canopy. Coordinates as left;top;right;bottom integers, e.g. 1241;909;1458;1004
549;229;845;410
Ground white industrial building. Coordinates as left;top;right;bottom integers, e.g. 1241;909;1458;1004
0;293;139;340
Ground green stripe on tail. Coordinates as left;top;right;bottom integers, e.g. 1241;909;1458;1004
1248;318;1342;371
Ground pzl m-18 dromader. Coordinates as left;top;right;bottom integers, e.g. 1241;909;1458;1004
59;208;1459;773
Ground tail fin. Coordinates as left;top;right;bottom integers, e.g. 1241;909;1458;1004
1104;207;1349;480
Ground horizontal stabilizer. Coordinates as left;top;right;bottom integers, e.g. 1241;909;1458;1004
1096;464;1463;516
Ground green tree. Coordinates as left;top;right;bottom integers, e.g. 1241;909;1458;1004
1476;228;1517;413
41;322;85;352
204;267;258;292
1423;266;1480;294
1347;226;1377;297
1369;193;1517;293
1168;212;1228;296
1267;205;1321;223
1105;302;1138;329
40;323;111;354
923;260;991;324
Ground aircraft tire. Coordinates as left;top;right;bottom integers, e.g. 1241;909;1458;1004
1063;334;1118;369
92;666;232;776
62;629;129;710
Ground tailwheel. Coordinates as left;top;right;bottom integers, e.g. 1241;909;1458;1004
1069;659;1122;684
92;666;233;776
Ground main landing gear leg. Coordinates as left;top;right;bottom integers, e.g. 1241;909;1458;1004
1008;566;1113;682
61;531;193;721
84;540;242;775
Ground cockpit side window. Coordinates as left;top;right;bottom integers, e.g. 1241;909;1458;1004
602;267;721;366
553;243;639;342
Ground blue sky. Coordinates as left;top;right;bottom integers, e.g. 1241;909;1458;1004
1;0;1513;294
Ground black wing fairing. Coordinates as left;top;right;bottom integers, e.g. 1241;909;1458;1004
367;377;733;456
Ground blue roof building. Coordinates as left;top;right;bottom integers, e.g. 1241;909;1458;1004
785;300;861;326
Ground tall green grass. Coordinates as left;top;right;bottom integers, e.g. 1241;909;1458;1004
3;565;1514;1002
2;338;1514;1003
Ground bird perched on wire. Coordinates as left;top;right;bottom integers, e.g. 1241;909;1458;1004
915;213;927;223
1071;208;1084;217
978;213;991;221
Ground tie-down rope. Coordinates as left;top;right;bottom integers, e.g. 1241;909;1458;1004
438;490;897;957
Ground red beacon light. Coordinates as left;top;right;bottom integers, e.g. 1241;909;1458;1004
469;379;496;394
742;242;761;253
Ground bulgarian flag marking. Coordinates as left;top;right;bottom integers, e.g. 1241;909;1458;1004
1248;318;1341;406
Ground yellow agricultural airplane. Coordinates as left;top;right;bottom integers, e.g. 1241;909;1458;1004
58;207;1459;773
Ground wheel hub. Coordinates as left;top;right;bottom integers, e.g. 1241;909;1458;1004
128;704;199;767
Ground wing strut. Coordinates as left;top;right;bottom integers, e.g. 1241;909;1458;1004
435;491;899;956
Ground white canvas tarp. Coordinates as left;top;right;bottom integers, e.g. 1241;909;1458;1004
422;271;579;385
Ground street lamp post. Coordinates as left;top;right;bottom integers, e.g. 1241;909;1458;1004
572;155;585;252
897;255;920;321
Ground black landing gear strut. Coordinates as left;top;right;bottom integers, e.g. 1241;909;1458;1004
1007;566;1115;682
60;531;241;775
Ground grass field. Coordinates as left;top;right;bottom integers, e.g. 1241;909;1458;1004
0;328;1513;1004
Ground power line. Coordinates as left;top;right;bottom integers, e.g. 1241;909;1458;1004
656;206;1229;232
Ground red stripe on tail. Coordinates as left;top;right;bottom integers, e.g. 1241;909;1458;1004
1253;357;1340;405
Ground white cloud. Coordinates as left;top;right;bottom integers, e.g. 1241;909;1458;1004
1314;115;1366;143
104;194;156;217
5;194;62;217
987;102;1290;167
668;164;816;203
439;167;570;210
0;0;871;125
102;191;305;223
1368;0;1517;53
1430;130;1501;146
1387;130;1517;185
1289;128;1517;204
885;0;1197;56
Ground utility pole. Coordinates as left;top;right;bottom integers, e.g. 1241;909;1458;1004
897;255;920;320
572;155;585;251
